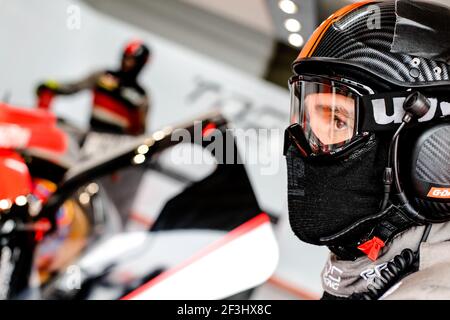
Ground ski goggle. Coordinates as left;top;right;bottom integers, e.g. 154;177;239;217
285;75;372;159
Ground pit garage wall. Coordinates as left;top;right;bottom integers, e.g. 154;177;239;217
0;0;328;297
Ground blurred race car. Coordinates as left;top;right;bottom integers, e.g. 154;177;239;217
0;103;278;300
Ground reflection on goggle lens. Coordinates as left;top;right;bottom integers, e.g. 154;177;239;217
305;93;355;145
290;80;357;155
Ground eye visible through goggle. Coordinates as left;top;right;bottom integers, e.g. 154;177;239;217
286;77;363;157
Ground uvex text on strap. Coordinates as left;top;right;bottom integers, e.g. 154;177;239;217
360;92;450;132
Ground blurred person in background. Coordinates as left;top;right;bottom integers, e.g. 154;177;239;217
285;0;450;300
37;40;152;224
36;40;151;136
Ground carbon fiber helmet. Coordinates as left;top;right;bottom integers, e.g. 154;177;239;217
290;0;450;225
294;0;450;85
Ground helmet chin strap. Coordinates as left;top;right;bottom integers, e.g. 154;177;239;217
322;203;418;261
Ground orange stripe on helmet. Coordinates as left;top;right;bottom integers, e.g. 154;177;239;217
296;1;374;61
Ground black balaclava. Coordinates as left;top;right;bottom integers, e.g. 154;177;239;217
286;134;389;246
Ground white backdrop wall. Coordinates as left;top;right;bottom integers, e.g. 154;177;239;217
0;0;286;130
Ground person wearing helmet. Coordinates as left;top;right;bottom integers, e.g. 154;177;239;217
36;40;151;224
285;0;450;300
36;40;151;136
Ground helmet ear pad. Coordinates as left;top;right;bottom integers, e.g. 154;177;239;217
400;122;450;221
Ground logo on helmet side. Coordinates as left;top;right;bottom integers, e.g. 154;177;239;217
371;97;450;125
427;187;450;199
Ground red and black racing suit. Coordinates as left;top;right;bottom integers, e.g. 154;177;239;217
37;70;150;223
37;70;149;135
